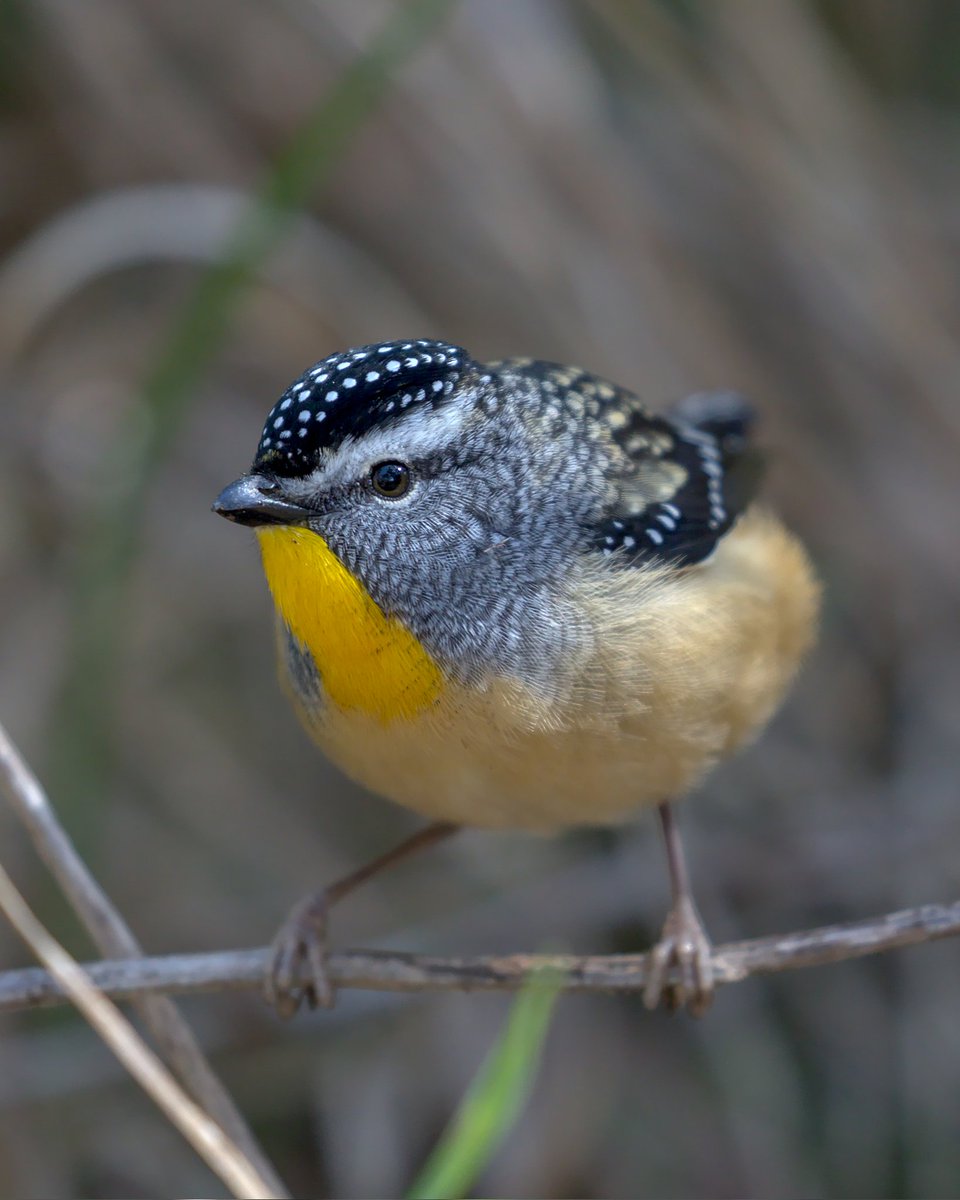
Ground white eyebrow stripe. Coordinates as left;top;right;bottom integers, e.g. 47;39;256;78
285;401;470;496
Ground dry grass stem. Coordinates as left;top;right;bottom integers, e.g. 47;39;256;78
0;861;281;1199
0;718;289;1196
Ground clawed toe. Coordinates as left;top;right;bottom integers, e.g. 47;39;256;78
643;895;715;1017
264;893;336;1018
260;824;459;1017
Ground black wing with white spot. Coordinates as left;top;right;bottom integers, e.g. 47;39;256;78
490;360;758;568
254;339;472;476
595;384;759;567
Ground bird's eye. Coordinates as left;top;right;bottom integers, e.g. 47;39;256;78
370;461;410;499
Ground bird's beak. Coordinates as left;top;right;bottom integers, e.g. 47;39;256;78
212;474;313;527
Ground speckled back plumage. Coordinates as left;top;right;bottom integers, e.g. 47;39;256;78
486;358;759;567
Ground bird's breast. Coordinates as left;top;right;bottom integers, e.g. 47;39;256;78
255;525;443;723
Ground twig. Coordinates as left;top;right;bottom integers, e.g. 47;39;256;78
0;862;280;1199
0;718;288;1196
2;900;958;1013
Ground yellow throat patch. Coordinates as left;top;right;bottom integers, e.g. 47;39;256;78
255;525;443;723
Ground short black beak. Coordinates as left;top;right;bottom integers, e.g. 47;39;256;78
212;475;312;527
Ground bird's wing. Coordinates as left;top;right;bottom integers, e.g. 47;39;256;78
495;360;761;567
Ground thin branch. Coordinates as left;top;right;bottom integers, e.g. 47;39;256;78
0;862;280;1199
0;720;287;1196
2;900;957;1014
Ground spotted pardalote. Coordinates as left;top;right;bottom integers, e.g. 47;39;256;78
215;338;820;1016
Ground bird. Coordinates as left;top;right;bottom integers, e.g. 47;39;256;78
213;338;820;1018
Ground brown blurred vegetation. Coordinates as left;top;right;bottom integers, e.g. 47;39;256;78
1;2;959;1196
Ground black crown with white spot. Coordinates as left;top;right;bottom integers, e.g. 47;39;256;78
254;339;471;475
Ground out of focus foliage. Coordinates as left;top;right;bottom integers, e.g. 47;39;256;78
1;2;959;1197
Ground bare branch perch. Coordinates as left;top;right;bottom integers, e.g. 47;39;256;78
2;899;957;1014
0;719;288;1197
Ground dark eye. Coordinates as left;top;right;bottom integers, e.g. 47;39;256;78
371;461;410;498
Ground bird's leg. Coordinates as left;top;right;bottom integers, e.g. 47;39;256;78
643;802;715;1017
267;820;459;1018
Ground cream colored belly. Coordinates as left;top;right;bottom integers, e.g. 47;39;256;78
313;701;727;830
284;510;820;832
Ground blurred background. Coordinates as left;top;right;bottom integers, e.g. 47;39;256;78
1;1;959;1196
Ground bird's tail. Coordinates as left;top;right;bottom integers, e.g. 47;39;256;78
670;390;764;516
668;390;755;450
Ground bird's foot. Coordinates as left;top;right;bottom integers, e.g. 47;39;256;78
643;894;715;1017
265;890;336;1018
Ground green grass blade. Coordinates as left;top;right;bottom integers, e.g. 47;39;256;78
407;969;563;1200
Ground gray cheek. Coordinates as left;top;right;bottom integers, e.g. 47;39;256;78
309;450;599;690
321;477;494;580
409;480;502;559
